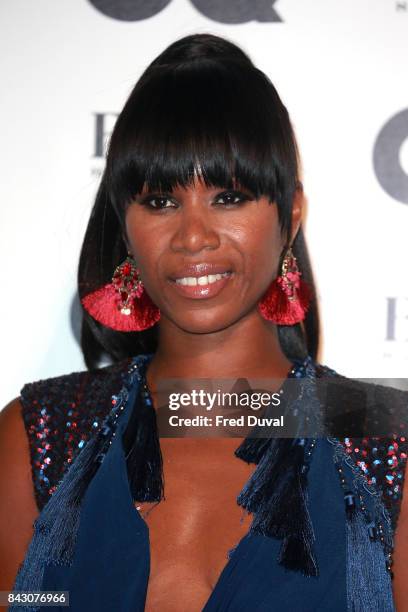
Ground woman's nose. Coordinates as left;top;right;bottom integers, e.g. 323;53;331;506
170;207;220;254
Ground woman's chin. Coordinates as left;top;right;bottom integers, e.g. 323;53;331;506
169;313;237;335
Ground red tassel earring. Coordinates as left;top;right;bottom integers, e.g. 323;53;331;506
258;246;312;325
81;254;161;332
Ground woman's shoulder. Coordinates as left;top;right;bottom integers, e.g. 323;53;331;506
314;357;408;534
18;357;134;512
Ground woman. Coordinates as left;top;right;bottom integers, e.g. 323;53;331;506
1;33;407;611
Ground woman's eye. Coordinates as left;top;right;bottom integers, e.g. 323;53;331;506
143;196;176;210
139;190;252;210
215;191;251;206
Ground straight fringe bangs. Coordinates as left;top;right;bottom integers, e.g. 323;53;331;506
106;60;299;241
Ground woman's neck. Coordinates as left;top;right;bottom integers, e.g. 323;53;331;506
145;312;294;391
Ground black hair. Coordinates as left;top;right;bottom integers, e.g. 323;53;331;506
78;33;320;369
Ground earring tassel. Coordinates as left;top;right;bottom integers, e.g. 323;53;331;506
81;284;160;332
258;277;312;325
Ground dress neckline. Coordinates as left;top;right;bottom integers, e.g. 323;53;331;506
115;352;315;610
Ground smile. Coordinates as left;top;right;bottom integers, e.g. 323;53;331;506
175;272;231;286
168;271;233;299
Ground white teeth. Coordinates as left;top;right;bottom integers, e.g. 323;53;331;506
175;272;230;286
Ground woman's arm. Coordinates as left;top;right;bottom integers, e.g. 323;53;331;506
0;399;39;600
392;462;408;611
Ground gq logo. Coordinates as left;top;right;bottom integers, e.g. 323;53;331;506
373;108;408;204
87;0;282;23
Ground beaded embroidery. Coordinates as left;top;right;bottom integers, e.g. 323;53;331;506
328;437;394;574
92;357;150;466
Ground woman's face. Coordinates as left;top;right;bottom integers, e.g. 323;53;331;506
125;178;302;334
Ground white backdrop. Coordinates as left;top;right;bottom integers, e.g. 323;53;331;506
1;0;408;409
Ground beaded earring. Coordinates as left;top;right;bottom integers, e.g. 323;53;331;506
258;246;312;325
81;253;161;332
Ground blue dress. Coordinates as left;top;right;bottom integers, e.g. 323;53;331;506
13;353;400;611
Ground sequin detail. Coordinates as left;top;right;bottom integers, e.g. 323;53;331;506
341;435;408;532
314;364;408;534
19;359;132;511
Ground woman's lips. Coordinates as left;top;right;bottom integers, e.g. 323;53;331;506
167;272;233;299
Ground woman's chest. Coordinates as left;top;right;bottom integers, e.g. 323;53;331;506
134;438;256;611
